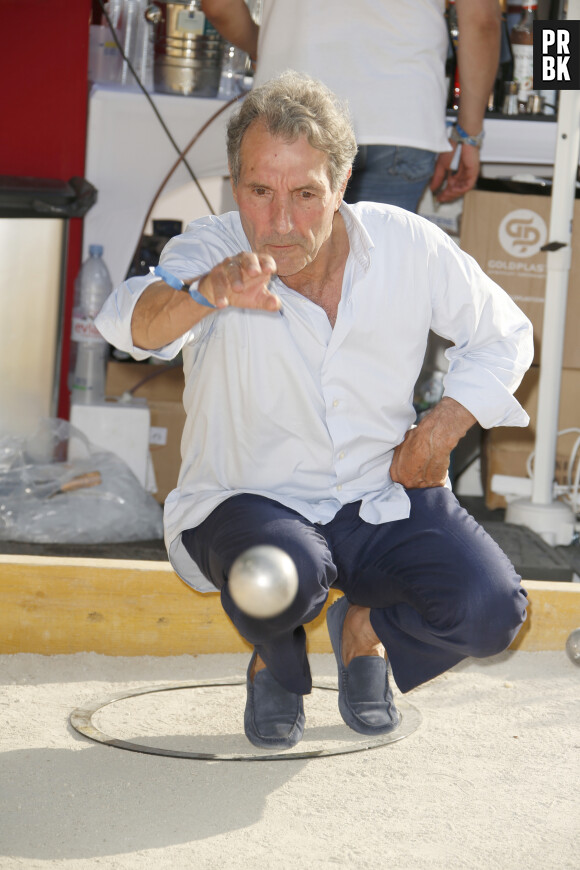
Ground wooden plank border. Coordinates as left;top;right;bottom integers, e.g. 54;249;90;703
0;555;578;656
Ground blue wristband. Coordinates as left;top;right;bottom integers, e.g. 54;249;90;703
153;264;216;309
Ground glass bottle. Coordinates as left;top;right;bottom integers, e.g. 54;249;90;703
506;3;523;34
489;10;514;112
510;2;537;112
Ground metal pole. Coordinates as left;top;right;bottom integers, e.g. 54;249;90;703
531;82;580;504
505;0;580;544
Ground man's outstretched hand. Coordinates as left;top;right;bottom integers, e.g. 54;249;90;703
390;397;476;488
132;251;280;350
200;251;280;311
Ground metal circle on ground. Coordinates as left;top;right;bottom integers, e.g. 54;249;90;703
70;678;422;762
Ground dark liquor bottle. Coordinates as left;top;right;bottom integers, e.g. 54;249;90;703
489;11;514;112
510;1;537;111
446;0;460;111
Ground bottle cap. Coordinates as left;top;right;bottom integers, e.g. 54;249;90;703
89;244;104;257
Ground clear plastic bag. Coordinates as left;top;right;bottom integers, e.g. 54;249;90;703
0;418;163;544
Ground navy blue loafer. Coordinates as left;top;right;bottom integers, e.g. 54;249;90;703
244;653;305;749
327;595;400;735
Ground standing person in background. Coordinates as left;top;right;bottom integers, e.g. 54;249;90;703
202;0;501;212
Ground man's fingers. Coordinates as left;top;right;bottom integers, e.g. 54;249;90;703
224;258;244;289
207;268;230;308
390;431;449;487
429;163;446;194
258;285;282;311
224;253;276;289
256;252;277;274
207;253;279;310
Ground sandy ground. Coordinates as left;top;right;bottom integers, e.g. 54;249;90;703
0;650;578;870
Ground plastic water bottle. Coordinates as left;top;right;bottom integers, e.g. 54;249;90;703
69;245;112;405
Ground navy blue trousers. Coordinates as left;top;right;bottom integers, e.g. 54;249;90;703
182;489;528;696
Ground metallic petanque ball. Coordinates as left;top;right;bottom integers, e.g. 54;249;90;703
565;628;580;665
228;545;299;619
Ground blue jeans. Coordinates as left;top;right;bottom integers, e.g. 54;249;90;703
182;490;528;696
344;144;438;212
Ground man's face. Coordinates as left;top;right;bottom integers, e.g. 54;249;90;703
232;121;344;278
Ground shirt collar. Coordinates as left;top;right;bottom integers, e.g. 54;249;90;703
339;201;374;271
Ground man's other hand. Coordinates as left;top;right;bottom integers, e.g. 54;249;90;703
430;142;481;204
390;397;476;489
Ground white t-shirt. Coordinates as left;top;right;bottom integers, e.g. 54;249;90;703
96;203;533;592
253;0;451;152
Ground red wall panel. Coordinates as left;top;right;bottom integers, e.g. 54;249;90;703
1;0;91;177
1;0;93;418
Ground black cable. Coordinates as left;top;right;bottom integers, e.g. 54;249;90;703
126;361;183;395
96;0;215;213
126;94;239;277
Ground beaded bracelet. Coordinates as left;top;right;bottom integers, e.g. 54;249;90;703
450;122;485;149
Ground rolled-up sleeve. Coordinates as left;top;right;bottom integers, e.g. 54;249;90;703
95;273;189;362
431;238;534;430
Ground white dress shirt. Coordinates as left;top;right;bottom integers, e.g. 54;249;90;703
96;202;533;591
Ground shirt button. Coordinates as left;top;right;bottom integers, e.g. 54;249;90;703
333;400;339;408
338;451;345;460
337;484;343;491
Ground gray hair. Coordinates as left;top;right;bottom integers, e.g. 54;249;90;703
227;71;358;192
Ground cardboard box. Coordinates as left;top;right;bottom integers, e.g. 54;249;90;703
460;190;580;369
484;365;580;509
105;361;185;503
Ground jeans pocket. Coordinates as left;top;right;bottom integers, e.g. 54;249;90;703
391;147;437;183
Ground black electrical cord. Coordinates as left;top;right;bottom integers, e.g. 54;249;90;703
94;0;244;280
96;0;215;213
128;93;239;278
127;360;183;395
